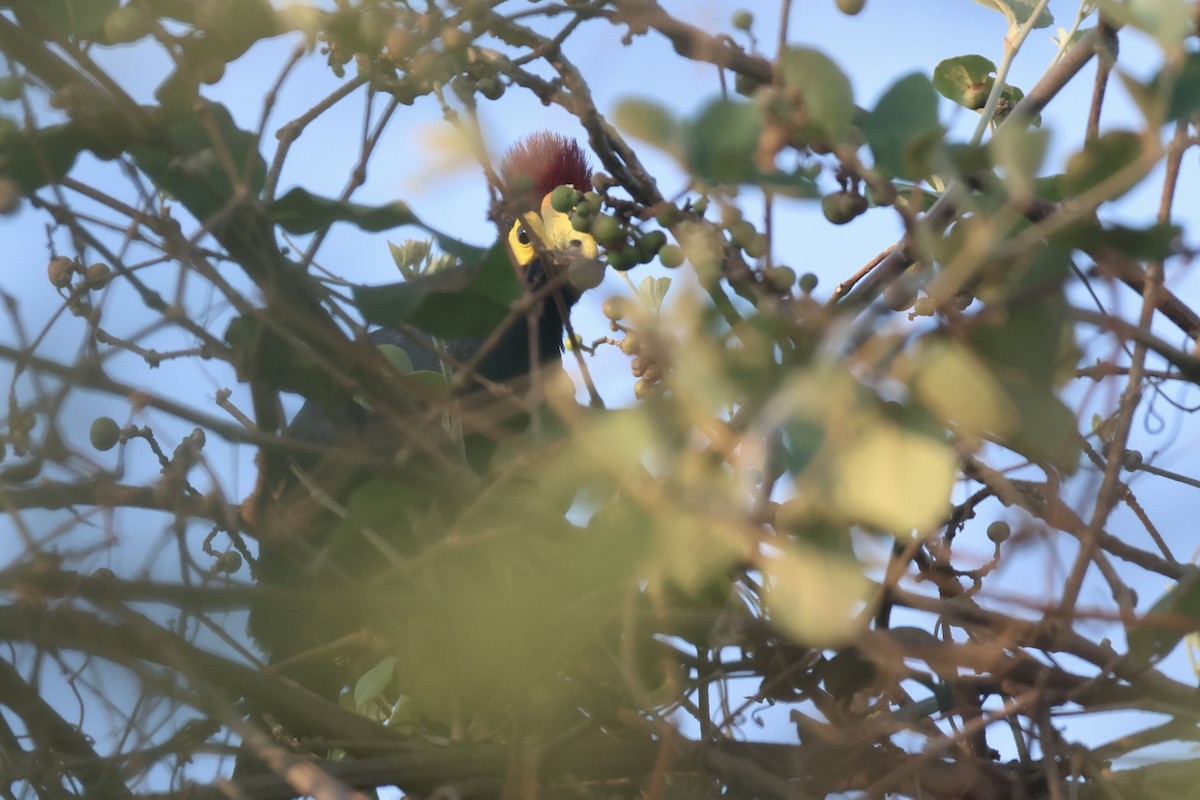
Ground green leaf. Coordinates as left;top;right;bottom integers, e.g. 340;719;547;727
1099;0;1191;52
863;73;942;181
973;0;1054;28
353;242;520;339
932;55;997;110
1128;567;1200;665
18;0;118;36
832;419;957;534
989;123;1049;200
685;99;762;185
130;103;266;223
613;98;682;157
271;188;486;264
354;655;397;708
272;188;418;233
224;314;340;406
1063;129;1145;199
759;543;872;647
778;47;855;140
1161;52;1200;121
0;122;91;191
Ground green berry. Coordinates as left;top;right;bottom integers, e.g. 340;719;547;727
1121;449;1143;471
90;417;121;451
477;77;505;100
0;76;21;102
602;296;627;321
591;214;623;248
836;0;866;14
766;266;795;290
655;205;680;227
217;551;243;574
821;191;868;225
638;230;667;259
570;212;593;233
986;521;1011;544
0;177;20;216
567;257;605;291
883;281;916;312
550;184;582;213
798;272;819;293
104;5;152;44
691;197;708;215
607;247;639;271
732;10;753;30
658;244;684;269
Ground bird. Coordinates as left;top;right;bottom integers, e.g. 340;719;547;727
245;132;602;707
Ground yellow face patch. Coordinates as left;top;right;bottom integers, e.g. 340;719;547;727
507;192;598;268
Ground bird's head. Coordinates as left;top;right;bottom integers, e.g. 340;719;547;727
498;133;599;306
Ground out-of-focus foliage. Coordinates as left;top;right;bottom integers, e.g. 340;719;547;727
4;1;1200;799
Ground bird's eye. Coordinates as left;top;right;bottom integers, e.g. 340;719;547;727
516;226;531;246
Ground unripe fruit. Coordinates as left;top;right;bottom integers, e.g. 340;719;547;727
638;230;667;259
798;272;819;294
0;76;20;101
766;265;795;290
655;205;680;227
620;333;640;355
836;0;866;14
550;184;582;214
602;296;627;321
658;244;684;268
821;191;868;225
986;520;1011;544
0;177;20;215
48;256;76;289
607;247;639;271
570;212;593;233
90;417;121;451
104;5;152;44
591;214;622;248
217;551;243;574
732;10;753;30
85;263;112;289
1121;449;1143;471
883;280;916;312
567;257;605;291
478;77;504;100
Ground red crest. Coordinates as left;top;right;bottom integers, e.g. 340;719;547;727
500;132;592;209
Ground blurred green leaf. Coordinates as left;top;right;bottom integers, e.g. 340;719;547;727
933;55;996;109
0;122;91;191
686;99;762;185
778;47;855;140
1161;52;1200;121
760;543;872;646
989;124;1049;200
1064;129;1145;199
130;103;266;223
224;314;339;406
353;242;520;339
17;0;117;36
973;0;1053;28
1128;567;1200;666
1099;0;1191;52
863;73;942;181
613;98;682;157
832;419;957;534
